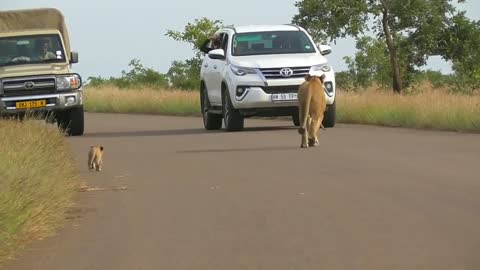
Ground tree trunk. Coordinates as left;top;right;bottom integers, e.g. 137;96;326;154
382;9;402;93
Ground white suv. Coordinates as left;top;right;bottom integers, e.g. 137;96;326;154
199;24;336;131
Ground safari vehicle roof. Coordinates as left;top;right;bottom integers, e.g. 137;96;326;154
0;8;71;60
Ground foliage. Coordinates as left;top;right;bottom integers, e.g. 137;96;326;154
87;59;169;89
334;71;356;91
164;17;224;90
343;36;392;88
440;14;480;92
292;0;470;93
166;58;202;90
165;17;224;58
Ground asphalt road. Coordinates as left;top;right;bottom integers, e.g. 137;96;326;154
4;112;480;270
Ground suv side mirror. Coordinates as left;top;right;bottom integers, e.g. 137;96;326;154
70;51;79;63
208;49;225;60
318;44;332;56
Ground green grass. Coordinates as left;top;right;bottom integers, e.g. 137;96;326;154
0;118;79;265
83;84;480;133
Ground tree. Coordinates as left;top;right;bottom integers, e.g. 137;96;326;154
344;36;392;88
165;18;223;90
166;17;224;58
439;13;480;91
86;59;169;89
120;59;169;88
167;58;202;90
292;0;467;93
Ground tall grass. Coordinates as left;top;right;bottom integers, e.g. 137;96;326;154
0;118;78;265
83;84;480;132
84;85;200;116
337;84;480;132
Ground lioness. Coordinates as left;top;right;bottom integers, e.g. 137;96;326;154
297;73;327;148
88;145;104;172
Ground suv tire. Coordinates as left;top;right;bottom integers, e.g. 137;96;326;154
201;86;222;130
292;108;300;126
322;101;336;128
57;106;84;136
222;88;244;132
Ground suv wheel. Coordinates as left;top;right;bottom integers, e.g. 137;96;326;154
222;89;244;132
57;106;85;136
201;87;222;130
322;101;336;128
292;108;300;126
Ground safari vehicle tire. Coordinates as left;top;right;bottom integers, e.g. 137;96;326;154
322;101;336;128
222;89;244;132
292;108;300;126
201;87;222;130
57;106;85;136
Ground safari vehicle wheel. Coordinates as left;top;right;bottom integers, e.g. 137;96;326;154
222;89;244;132
322;101;336;128
292;108;300;126
57;106;85;136
201;87;222;130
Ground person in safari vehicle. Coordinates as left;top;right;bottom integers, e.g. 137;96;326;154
35;39;56;60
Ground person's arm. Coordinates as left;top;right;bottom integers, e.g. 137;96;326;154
46;51;57;59
199;39;212;54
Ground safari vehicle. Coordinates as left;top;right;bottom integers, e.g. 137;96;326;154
0;8;84;136
199;24;336;132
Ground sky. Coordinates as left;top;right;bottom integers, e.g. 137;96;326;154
2;0;479;80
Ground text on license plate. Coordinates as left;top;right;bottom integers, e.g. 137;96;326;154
271;93;298;102
16;100;47;109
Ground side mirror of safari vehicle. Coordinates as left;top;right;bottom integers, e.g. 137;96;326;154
208;49;225;60
318;44;332;56
70;51;79;64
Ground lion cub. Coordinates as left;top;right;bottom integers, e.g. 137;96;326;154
88;145;104;172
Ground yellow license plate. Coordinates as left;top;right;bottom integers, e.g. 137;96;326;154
16;100;47;109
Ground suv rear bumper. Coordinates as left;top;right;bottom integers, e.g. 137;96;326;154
0;90;83;115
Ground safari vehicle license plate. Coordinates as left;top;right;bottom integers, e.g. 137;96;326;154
15;100;47;109
271;93;298;102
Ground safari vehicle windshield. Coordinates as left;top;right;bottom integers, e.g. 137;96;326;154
231;30;316;56
0;34;66;67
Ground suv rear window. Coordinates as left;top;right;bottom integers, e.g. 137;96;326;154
231;31;316;56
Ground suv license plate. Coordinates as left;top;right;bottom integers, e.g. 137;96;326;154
271;93;298;102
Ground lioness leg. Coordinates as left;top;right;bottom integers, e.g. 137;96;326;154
302;116;313;148
308;117;323;147
299;116;310;148
300;126;309;148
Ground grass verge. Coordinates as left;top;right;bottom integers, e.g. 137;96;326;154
0;118;78;265
84;84;480;133
337;85;480;132
84;85;200;116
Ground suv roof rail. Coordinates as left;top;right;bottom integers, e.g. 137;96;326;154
224;25;237;34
